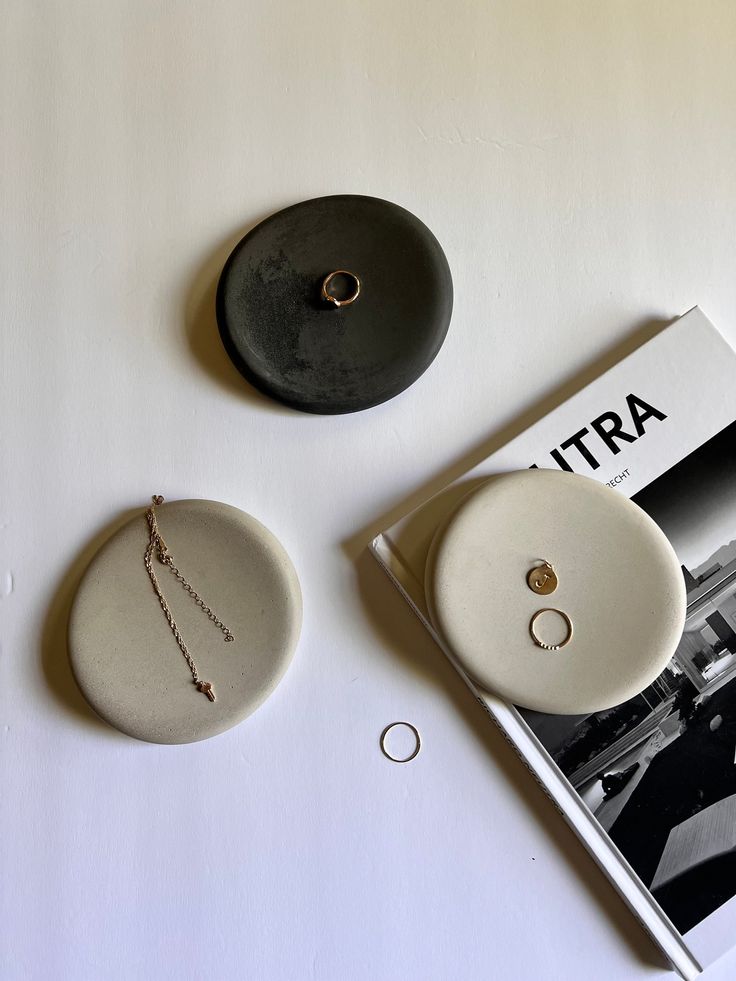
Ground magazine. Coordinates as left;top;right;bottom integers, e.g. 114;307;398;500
370;307;736;979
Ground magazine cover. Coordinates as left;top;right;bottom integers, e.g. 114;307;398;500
370;308;736;978
522;418;736;933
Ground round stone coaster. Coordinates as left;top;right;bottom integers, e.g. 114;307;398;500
426;470;686;715
216;194;453;414
68;499;302;744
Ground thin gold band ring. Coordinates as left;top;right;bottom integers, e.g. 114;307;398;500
321;270;361;307
529;608;573;651
379;721;421;763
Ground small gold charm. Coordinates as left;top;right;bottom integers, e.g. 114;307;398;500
196;680;216;702
527;560;558;595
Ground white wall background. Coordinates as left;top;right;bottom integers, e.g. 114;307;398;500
2;2;736;979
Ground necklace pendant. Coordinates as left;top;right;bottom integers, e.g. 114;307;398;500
527;560;558;595
196;680;216;702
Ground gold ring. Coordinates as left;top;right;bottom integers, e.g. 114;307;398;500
529;608;573;651
379;721;421;763
321;270;361;307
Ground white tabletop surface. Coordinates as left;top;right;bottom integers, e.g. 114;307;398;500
3;3;736;979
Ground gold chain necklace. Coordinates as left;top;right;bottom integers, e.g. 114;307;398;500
144;495;235;702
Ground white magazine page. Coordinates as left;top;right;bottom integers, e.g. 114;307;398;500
371;308;736;974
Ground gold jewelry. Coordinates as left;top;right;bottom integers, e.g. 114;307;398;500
144;495;235;702
529;608;573;651
321;269;361;307
380;722;421;763
527;559;558;595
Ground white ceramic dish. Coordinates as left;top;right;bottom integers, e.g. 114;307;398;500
426;470;686;714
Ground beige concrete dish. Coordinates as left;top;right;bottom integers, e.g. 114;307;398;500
426;470;686;715
68;499;302;744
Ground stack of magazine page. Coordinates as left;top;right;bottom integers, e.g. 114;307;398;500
371;307;736;979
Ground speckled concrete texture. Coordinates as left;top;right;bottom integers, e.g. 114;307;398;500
69;499;302;744
216;194;453;413
426;470;686;715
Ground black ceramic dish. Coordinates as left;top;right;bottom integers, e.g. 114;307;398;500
216;194;453;414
